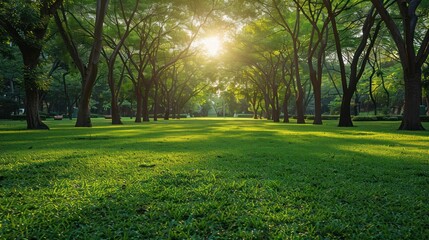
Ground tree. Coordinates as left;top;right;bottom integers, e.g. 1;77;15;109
323;0;381;127
262;0;306;123
123;2;213;122
294;0;330;124
370;0;429;130
0;0;63;129
102;0;140;125
160;59;210;120
54;0;109;127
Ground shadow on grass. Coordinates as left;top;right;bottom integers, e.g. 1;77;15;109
1;119;428;238
0;154;84;190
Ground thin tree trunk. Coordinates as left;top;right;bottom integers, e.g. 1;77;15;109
283;87;291;123
108;68;122;124
153;80;159;121
272;85;280;122
135;87;142;123
110;92;122;124
62;72;73;120
142;85;150;122
368;60;377;115
313;84;322;124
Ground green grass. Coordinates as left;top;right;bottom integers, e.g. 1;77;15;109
0;118;428;239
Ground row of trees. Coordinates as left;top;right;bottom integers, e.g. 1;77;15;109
1;0;428;130
222;0;428;130
1;0;219;127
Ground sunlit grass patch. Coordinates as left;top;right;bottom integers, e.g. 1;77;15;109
0;118;428;239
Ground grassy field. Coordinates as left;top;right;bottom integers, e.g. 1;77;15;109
0;118;428;239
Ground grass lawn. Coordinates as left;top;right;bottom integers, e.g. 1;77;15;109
0;118;428;239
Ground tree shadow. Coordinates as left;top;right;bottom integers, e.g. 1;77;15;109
1;119;428;238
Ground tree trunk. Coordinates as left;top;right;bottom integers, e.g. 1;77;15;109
21;48;49;130
142;86;150;122
135;87;142;123
293;48;305;124
313;83;322;125
264;96;271;120
24;83;49;130
295;91;305;123
61;72;73;120
164;93;171;120
108;68;122;125
426;93;429;115
338;90;354;127
67;0;109;127
282;88;290;123
370;81;377;116
292;21;305;124
354;94;360;116
110;93;122;124
164;109;170;120
153;81;159;121
272;109;280;122
399;71;425;130
75;81;93;127
251;91;259;119
272;85;280;123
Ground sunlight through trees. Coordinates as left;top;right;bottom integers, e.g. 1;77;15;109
1;0;428;130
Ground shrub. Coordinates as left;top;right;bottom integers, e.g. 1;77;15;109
39;112;49;119
306;115;340;120
11;114;47;121
353;115;403;121
420;116;429;122
352;116;378;121
235;114;254;118
10;114;26;121
90;114;104;118
0;98;19;119
382;116;401;121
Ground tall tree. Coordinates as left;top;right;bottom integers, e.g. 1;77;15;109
323;0;381;127
102;0;140;125
124;2;213;122
370;0;429;130
294;0;330;125
264;0;306;123
0;0;63;129
55;0;109;127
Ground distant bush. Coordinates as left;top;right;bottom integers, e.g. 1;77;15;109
11;113;47;121
382;116;402;121
420;116;429;122
0;98;19;119
39;112;49;119
235;114;254;118
352;116;379;121
306;115;340;120
90;114;104;118
148;114;167;118
11;115;26;121
352;115;409;121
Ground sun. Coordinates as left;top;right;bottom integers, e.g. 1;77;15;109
199;36;223;57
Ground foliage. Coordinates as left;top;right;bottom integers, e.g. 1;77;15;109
0;119;428;238
0;97;19;118
305;115;340;121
